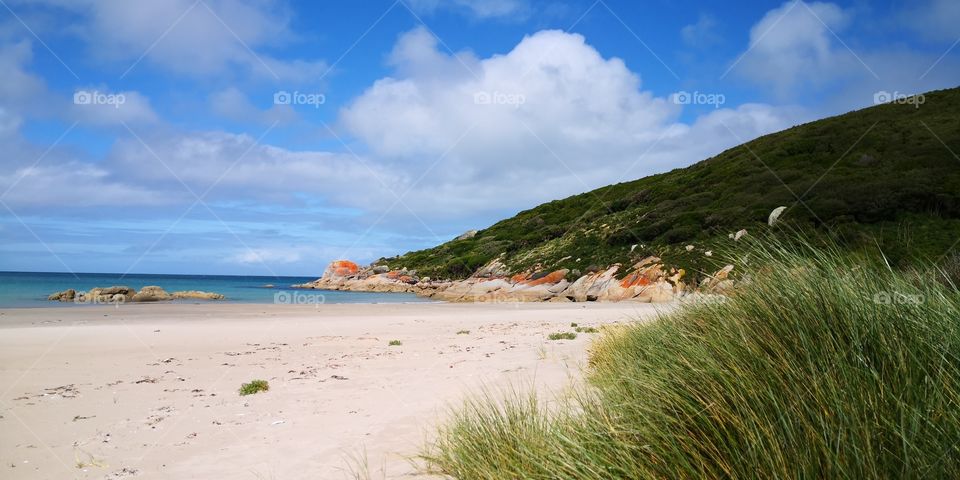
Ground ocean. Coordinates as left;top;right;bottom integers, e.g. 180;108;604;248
0;271;433;308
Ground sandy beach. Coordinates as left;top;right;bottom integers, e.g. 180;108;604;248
0;302;666;479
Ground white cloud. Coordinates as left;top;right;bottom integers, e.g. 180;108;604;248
69;88;159;125
731;1;960;110
906;0;960;42
681;14;720;46
340;27;800;217
210;87;298;125
407;0;530;19
733;1;855;96
0;41;52;115
19;0;327;82
226;247;302;265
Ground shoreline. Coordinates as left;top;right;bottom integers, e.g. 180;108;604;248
0;302;667;479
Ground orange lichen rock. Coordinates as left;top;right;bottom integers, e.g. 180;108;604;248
321;260;360;280
330;260;359;277
511;273;530;283
521;269;568;286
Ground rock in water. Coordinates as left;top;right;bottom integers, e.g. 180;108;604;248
171;291;225;300
47;289;77;302
132;286;172;302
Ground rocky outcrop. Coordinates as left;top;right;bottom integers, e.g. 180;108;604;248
48;289;77;302
49;285;224;303
172;290;225;300
298;256;697;304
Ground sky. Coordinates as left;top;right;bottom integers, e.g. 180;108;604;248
0;0;957;276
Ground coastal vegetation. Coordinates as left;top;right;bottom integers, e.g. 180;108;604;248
382;87;960;285
422;239;960;478
238;380;269;396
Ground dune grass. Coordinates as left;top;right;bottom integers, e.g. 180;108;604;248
422;240;960;479
388;340;402;346
547;332;577;341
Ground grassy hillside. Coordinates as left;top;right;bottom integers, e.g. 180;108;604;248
381;87;960;281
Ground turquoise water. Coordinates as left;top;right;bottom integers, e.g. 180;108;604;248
0;271;433;308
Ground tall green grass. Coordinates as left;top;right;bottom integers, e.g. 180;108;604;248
422;240;960;479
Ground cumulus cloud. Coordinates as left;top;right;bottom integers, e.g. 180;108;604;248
732;1;856;95
340;27;799;216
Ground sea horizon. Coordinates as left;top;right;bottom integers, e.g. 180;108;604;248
0;271;432;308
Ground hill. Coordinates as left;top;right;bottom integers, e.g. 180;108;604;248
379;87;960;282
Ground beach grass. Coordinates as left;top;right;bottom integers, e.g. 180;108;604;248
546;332;576;341
388;340;402;346
422;239;960;479
238;379;269;396
457;330;470;335
574;326;598;333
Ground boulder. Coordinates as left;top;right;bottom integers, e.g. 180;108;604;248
171;290;225;301
372;265;389;274
473;258;510;279
701;265;735;291
768;206;787;226
99;286;135;296
520;269;568;287
47;289;76;302
132;286;172;302
454;229;478;241
322;260;360;280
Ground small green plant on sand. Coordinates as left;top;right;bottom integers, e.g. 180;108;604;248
239;379;269;396
575;326;598;333
457;330;470;335
570;322;578;327
547;332;577;341
388;340;402;346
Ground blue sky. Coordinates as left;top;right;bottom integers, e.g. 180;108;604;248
0;0;957;276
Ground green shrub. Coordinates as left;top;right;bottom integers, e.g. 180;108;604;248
574;326;598;333
239;379;269;396
423;240;960;479
388;340;402;346
546;332;576;341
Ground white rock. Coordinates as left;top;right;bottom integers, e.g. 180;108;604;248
768;206;787;226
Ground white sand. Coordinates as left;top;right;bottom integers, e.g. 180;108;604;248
0;302;666;479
